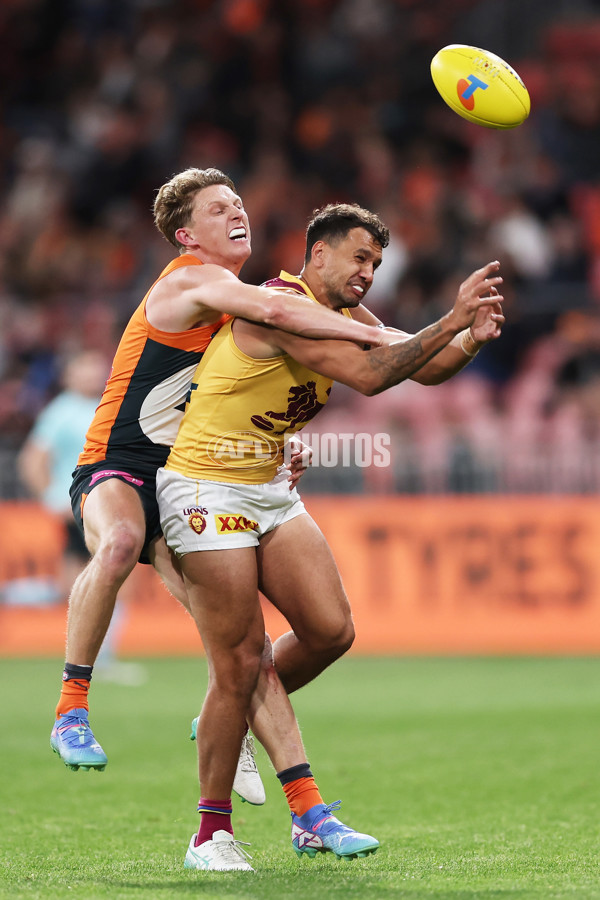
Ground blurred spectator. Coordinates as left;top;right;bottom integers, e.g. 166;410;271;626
17;349;146;682
1;0;600;495
17;349;108;601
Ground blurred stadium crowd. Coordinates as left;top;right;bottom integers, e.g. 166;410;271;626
2;0;600;496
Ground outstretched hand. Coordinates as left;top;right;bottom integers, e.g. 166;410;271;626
449;261;504;332
470;285;505;343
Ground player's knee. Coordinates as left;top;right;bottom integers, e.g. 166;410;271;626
341;618;356;652
216;640;263;699
328;618;355;658
304;616;355;660
96;525;143;578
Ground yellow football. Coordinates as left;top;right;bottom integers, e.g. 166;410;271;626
430;44;530;129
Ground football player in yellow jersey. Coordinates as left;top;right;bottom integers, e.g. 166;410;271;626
157;203;504;870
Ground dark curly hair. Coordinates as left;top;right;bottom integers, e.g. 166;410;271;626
305;203;389;262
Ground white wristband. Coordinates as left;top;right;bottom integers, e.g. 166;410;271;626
459;328;482;358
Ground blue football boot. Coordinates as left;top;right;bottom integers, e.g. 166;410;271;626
50;708;108;771
291;800;379;860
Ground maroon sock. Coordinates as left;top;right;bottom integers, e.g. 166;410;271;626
195;798;233;846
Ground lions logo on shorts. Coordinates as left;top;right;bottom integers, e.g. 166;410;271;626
188;513;207;535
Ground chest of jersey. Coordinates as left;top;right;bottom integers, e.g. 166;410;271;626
168;320;334;482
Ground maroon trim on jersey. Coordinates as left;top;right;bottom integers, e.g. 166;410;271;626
263;276;310;296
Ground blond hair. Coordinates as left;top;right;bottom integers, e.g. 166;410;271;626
153;168;236;251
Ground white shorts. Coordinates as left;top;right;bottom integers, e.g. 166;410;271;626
156;466;307;555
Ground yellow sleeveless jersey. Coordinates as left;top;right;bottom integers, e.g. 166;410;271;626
165;271;351;483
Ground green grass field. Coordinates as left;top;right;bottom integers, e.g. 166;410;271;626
1;656;599;899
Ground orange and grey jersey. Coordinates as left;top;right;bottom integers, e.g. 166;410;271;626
77;255;230;471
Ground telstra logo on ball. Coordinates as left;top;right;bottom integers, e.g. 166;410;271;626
457;74;488;110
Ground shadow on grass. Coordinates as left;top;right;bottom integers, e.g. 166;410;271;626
102;876;561;900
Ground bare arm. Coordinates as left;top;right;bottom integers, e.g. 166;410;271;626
352;278;505;385
237;261;504;395
145;263;387;347
271;316;459;395
17;440;51;499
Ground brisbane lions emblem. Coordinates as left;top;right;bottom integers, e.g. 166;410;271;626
250;381;330;432
188;513;207;535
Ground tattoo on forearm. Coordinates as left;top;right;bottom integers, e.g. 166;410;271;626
367;321;446;390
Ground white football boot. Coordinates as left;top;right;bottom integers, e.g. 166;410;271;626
190;718;266;806
184;830;254;872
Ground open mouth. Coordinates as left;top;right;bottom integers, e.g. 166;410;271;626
229;227;247;241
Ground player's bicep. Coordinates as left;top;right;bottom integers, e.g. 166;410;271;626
156;265;259;319
183;265;245;312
